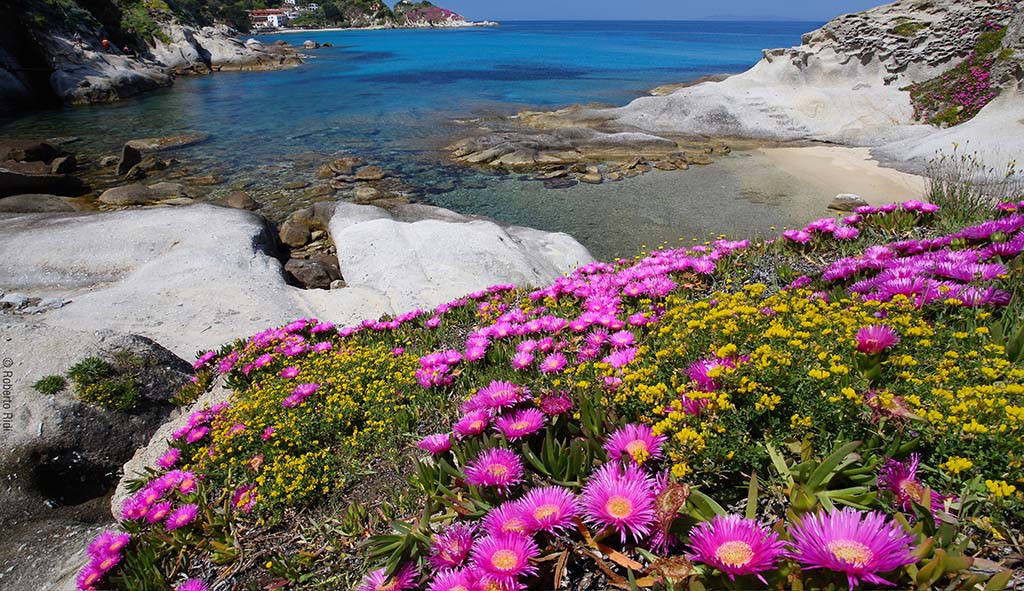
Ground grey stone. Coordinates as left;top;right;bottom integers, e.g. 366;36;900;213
50;155;76;175
303;40;319;49
99;156;119;167
98;182;186;206
278;219;311;248
125;133;209;152
354;186;380;201
0;169;83;198
223;191;259;210
38;297;71;310
117;144;142;176
1;293;28;308
354;165;386;181
0;140;62;163
829;193;869;211
99;184;154;205
0;194;78;213
285;257;333;289
189;174;223;186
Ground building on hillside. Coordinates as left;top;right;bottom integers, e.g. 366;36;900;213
249;9;290;30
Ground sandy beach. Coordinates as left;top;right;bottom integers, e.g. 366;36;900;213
755;145;927;205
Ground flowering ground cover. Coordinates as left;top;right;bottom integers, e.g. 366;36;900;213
79;198;1024;591
908;20;1011;127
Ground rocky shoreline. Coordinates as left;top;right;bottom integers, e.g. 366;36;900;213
1;11;305;114
446;0;1024;181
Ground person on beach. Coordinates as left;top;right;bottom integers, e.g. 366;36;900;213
101;38;111;53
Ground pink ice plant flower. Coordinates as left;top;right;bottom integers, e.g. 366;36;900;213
87;531;131;558
77;564;103;591
482;501;531;536
185;426;209;444
358;564;418;591
429;522;477;569
539;352;568;373
175;579;210;591
686;515;785;583
426;569;473;591
464;448;524;492
470;533;539;587
788;508;917;589
609;330;635;348
280;366;300;379
511;351;534;370
538;390;574;416
602;347;637;369
494;409;546;441
855;325;900;355
418;433;453;455
453;409;491;438
282;382;319;408
603;423;667;465
878;453;950;517
155;448;180;469
519;486;577;534
580;462;657;543
145;501;173;524
462;381;525;413
165;504;200;531
193;350;217;370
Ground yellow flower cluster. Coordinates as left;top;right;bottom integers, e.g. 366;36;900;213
187;344;418;509
598;286;1023;483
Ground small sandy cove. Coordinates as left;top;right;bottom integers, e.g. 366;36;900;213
756;145;927;205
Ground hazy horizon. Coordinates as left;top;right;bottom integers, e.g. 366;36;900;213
438;0;884;23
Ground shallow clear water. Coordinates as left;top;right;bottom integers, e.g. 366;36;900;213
1;20;821;259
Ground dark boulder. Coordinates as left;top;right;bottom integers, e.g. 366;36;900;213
117;144;142;176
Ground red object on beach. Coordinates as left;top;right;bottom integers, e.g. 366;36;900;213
101;39;111;51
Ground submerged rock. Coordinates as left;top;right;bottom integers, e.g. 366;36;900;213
0;140;64;163
0;169;84;198
98;182;187;205
0;194;82;213
125;133;210;152
222;191;259;210
355;165;387;181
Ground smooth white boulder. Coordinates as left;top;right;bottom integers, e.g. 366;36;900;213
329;202;594;313
0;202;592;358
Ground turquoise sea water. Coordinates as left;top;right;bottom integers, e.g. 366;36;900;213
1;21;821;258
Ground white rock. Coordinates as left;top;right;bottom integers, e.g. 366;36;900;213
0;202;592;358
329;203;594;313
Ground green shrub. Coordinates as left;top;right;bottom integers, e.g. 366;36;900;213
67;355;142;411
33;375;67;395
976;27;1008;56
78;377;142;411
892;20;928;37
68;356;113;385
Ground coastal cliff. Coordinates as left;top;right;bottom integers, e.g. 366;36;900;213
609;0;1024;164
0;0;301;112
450;0;1024;179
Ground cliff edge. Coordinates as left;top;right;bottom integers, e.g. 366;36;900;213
607;0;1024;169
